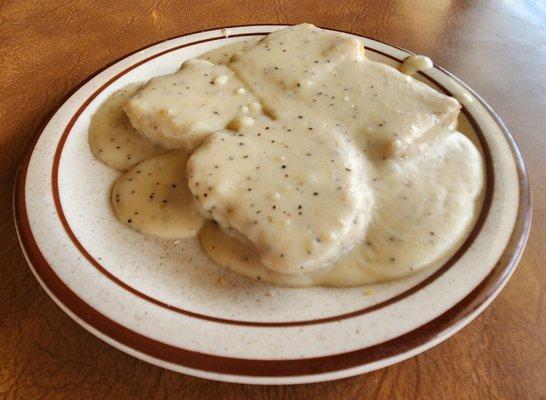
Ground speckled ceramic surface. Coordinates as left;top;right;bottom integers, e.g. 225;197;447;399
14;25;531;385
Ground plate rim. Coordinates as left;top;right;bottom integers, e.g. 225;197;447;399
13;24;532;384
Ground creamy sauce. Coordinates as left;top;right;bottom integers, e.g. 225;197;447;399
399;55;433;76
187;118;373;274
199;130;483;286
111;150;203;239
90;23;485;287
230;24;460;157
330;130;483;283
123;59;262;149
454;92;474;106
89;83;167;170
199;39;260;65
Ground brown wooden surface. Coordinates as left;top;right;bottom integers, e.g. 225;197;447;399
0;1;544;399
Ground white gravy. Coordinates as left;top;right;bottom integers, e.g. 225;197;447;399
112;150;203;239
230;24;460;158
90;24;485;287
187;118;373;274
199;129;483;286
454;92;474;106
89;83;167;170
399;55;433;76
199;39;260;65
123;59;262;150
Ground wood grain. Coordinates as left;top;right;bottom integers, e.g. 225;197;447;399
0;0;544;398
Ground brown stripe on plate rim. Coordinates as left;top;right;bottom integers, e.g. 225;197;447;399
49;34;494;327
12;26;531;378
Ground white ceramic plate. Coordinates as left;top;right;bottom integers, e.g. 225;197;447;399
14;25;531;385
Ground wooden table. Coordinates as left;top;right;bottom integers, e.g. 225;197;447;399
1;1;544;398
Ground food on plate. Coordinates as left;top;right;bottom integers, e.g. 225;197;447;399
111;150;203;239
123;59;262;150
89;24;484;287
230;24;460;157
199;130;483;286
89;83;167;170
187;118;373;274
199;38;261;65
